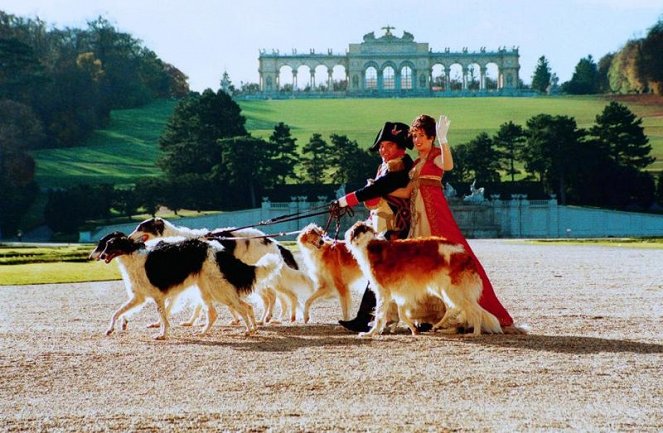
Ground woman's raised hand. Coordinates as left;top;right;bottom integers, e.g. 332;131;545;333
436;115;451;144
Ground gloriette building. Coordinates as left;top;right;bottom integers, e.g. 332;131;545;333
257;27;521;98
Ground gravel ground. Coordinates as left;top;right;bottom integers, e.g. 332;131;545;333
1;240;662;432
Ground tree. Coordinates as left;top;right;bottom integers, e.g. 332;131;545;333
443;143;471;184
462;132;502;185
562;55;600;94
493;121;525;182
608;40;644;94
327;134;375;185
597;53;614;93
158;89;247;177
266;122;299;184
531;56;552;93
638;18;663;94
589;101;654;170
300;133;332;184
215;136;271;209
0;100;43;236
522;114;585;204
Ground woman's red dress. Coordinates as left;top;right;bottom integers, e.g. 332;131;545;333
409;146;514;327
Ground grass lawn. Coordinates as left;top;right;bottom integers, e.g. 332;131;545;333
0;261;120;285
31;95;663;190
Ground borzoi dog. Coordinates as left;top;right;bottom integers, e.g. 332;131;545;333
128;217;313;323
91;232;280;339
298;223;448;330
345;221;502;337
297;223;366;322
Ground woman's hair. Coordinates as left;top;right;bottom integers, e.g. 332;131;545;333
410;114;436;138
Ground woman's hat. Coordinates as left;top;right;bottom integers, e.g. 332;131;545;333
369;122;413;151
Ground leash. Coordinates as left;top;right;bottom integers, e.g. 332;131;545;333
205;229;304;241
227;204;332;232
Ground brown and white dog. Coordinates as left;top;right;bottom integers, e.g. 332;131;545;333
345;221;502;337
298;223;448;330
90;232;280;339
297;223;366;322
127;217;314;324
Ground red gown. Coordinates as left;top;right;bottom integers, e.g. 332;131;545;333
409;147;514;327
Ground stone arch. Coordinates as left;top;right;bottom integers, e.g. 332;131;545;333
431;63;447;91
381;61;397;90
278;65;294;91
364;61;379;89
399;61;415;90
467;62;481;90
484;62;499;90
313;64;328;91
448;63;463;91
331;64;347;91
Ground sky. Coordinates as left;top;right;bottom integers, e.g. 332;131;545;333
2;0;662;92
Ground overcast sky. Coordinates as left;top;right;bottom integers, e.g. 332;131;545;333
3;0;662;92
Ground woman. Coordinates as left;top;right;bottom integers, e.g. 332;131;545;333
394;114;516;329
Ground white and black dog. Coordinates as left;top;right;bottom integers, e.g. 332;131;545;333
345;221;502;337
128;217;314;324
91;231;280;339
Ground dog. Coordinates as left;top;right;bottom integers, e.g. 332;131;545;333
128;217;314;324
345;221;502;337
297;223;365;322
91;232;280;339
298;223;448;330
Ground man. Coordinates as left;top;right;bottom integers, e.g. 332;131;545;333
332;121;414;333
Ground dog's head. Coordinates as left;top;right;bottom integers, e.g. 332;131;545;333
97;234;141;263
345;221;376;246
297;223;326;249
128;217;166;242
89;231;125;260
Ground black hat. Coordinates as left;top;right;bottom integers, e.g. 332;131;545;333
369;122;413;151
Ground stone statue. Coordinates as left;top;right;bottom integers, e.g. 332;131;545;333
402;31;415;41
363;32;376;41
444;182;457;199
463;180;485;204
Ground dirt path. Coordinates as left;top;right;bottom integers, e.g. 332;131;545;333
1;240;662;432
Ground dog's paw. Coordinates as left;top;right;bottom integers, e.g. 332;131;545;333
146;322;160;329
179;320;194;327
152;333;166;340
104;328;114;336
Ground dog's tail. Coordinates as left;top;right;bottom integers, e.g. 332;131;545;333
480;309;503;334
255;253;283;281
277;244;299;270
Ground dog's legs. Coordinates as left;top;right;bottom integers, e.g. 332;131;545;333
359;288;389;338
256;287;275;325
275;284;299;322
180;303;202;327
397;304;419;336
239;299;258;333
153;299;170;340
333;277;352;321
147;298;176;328
303;283;331;323
194;281;219;335
227;307;241;326
106;295;144;336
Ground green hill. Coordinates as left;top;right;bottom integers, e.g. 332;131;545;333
32;95;663;189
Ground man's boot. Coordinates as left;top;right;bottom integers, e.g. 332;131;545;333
338;286;375;333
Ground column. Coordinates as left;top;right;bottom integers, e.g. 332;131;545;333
444;66;450;91
328;70;333;91
480;66;486;90
292;70;298;92
462;66;468;90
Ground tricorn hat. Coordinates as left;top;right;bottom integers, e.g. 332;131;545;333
369;121;413;151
